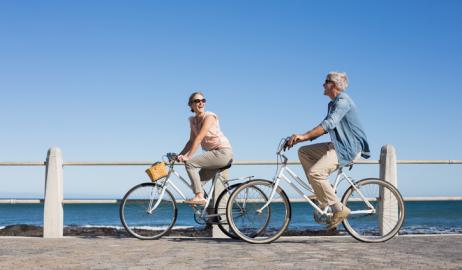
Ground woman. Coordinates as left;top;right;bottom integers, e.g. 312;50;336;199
178;92;233;205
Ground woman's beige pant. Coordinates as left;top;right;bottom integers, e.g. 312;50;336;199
184;148;233;194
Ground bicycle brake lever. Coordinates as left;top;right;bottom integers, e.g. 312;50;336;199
282;137;291;152
167;153;179;162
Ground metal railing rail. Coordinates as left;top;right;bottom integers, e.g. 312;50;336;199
0;162;45;166
61;159;462;166
2;160;461;167
2;196;462;205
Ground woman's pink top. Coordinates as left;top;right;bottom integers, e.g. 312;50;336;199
189;112;232;151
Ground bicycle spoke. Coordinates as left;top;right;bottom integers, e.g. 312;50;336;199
342;178;405;243
227;180;291;244
120;182;177;240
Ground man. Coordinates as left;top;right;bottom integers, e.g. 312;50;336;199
286;71;370;230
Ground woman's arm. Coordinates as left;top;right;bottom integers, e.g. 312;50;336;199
179;129;194;155
183;115;215;158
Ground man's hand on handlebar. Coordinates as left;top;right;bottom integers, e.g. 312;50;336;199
285;134;303;150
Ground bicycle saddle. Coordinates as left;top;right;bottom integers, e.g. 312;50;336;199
218;159;233;172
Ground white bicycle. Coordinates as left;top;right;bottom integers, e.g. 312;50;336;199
119;153;267;240
226;138;405;244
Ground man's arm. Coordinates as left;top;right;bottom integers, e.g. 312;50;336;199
288;95;352;148
320;96;351;131
306;125;328;141
287;125;326;148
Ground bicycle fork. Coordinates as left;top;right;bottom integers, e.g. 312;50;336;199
256;178;281;214
147;184;168;214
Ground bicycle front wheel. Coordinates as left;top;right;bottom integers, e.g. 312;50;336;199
226;179;291;244
120;181;177;240
215;184;241;239
341;178;405;243
215;183;269;239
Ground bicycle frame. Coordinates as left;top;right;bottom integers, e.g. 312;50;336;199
148;162;249;220
258;142;376;217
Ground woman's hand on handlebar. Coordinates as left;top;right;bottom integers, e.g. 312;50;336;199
177;154;191;162
166;153;179;162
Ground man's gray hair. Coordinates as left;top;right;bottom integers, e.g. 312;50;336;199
327;72;349;91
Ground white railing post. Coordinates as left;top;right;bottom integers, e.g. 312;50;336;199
379;144;398;235
212;176;227;238
206;169;228;238
43;147;64;238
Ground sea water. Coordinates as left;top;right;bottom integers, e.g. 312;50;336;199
1;201;461;234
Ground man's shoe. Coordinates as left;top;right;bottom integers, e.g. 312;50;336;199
327;206;350;230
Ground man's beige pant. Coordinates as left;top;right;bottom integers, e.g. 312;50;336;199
298;142;339;207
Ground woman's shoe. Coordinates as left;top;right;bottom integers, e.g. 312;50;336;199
184;198;207;205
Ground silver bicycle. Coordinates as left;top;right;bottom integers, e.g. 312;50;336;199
226;138;405;244
119;153;266;240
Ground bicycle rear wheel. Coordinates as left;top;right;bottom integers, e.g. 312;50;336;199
215;183;269;239
120;181;177;240
226;179;291;244
341;178;405;243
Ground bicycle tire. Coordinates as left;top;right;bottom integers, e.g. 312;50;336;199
226;179;291;244
215;184;240;239
120;181;177;240
215;183;270;239
341;178;405;243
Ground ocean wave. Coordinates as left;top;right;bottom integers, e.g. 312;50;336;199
65;225;195;231
400;225;462;234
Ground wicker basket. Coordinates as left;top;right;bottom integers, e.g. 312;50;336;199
145;162;168;182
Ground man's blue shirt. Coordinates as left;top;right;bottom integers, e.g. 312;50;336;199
320;92;370;166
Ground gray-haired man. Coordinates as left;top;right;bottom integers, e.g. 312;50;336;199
287;72;370;230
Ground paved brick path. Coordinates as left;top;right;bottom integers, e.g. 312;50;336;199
1;235;461;269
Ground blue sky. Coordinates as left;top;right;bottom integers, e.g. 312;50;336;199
0;0;461;198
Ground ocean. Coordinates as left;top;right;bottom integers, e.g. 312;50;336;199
1;201;462;234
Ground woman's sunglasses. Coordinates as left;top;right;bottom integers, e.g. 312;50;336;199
193;98;207;104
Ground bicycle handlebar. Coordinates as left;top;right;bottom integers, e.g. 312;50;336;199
166;153;179;163
277;137;292;154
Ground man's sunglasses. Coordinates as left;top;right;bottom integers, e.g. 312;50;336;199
324;79;335;84
193;98;207;104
